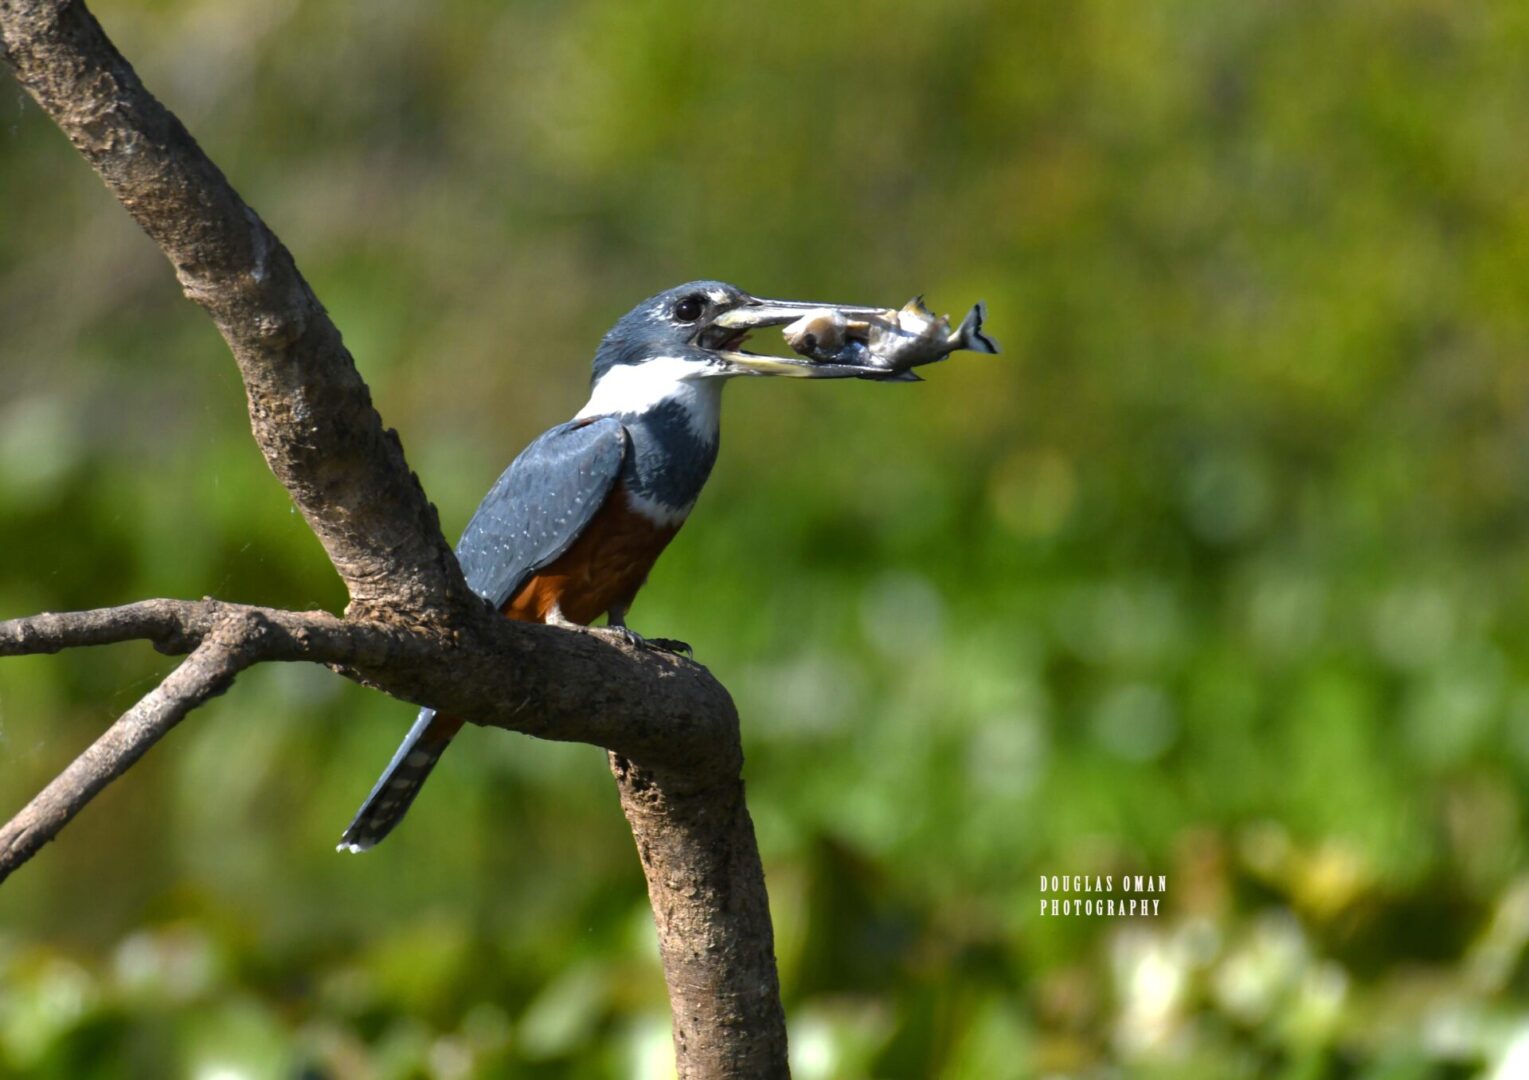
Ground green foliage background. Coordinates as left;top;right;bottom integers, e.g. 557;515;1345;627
4;1;1529;1076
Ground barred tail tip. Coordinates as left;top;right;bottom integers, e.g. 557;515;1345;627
336;742;439;854
336;780;421;853
337;836;374;854
338;809;393;852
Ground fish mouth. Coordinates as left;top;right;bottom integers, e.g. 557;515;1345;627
696;295;887;378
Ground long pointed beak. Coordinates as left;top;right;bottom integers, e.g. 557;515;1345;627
711;296;885;332
707;295;888;378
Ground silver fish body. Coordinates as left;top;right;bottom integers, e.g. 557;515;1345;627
783;296;998;380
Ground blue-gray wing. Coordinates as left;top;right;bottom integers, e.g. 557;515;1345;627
455;416;629;609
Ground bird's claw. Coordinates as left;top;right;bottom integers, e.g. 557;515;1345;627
606;626;692;656
606;626;645;649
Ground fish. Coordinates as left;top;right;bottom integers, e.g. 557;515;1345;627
782;297;999;381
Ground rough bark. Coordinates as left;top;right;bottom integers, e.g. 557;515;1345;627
0;599;743;776
613;756;789;1079
0;2;789;1075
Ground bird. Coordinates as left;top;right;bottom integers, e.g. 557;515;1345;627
338;280;885;852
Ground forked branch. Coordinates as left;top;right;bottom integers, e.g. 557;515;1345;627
1;600;744;776
1;2;788;1074
0;622;253;884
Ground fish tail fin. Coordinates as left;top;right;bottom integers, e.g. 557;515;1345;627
955;301;1000;354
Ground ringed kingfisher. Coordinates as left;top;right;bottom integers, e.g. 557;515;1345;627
339;280;885;852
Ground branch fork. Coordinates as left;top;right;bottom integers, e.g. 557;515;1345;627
1;2;789;1075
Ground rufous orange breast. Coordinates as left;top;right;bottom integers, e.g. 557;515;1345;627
502;487;681;625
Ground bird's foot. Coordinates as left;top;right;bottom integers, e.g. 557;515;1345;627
606;625;645;649
605;625;692;656
646;636;693;657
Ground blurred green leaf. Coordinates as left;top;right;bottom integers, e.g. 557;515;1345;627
5;0;1529;1075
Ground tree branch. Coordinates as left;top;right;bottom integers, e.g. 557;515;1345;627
1;3;791;1074
0;619;257;885
0;598;334;656
613;756;789;1078
0;601;744;778
0;0;468;620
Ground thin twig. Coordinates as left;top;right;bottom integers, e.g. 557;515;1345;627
1;599;233;656
0;599;386;662
0;623;256;885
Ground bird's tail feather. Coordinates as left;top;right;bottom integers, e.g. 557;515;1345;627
338;707;462;852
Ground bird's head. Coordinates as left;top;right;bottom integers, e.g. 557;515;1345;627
591;280;882;387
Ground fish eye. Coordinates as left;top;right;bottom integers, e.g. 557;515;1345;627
673;295;705;322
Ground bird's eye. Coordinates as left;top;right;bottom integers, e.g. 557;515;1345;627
673;295;705;322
